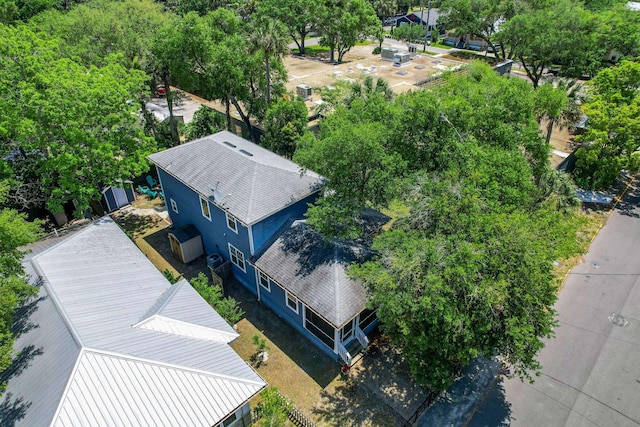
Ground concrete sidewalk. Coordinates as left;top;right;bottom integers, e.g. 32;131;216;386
416;358;502;426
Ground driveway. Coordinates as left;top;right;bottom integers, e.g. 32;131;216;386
419;179;640;426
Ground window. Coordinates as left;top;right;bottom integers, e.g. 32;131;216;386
305;307;335;349
226;212;238;233
228;244;245;272
257;270;270;291
200;196;211;220
286;291;298;313
170;198;178;213
219;412;238;427
359;308;377;331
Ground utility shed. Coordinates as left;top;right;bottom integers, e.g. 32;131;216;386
168;224;204;263
1;217;265;427
101;181;136;212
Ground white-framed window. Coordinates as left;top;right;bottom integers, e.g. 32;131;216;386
170;198;178;213
218;412;238;427
257;270;270;291
226;212;238;233
228;244;245;272
200;196;211;221
286;291;298;313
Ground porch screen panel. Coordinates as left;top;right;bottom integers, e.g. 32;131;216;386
359;308;377;331
305;308;334;349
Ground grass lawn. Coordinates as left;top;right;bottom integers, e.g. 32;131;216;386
430;41;453;50
291;45;330;56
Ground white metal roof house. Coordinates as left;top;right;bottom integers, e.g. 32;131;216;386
0;216;265;427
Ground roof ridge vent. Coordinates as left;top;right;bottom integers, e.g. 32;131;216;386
222;141;237;148
239;149;253;157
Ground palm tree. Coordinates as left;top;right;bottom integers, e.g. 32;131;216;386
345;75;394;106
534;78;584;145
249;18;289;105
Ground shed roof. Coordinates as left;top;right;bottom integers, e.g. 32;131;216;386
168;224;201;243
148;131;325;225
252;221;372;328
2;217;265;427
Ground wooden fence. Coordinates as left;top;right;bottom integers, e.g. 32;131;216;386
252;390;316;427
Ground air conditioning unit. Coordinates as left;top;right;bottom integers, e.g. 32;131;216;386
296;84;313;100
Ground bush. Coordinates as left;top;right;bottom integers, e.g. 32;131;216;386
372;46;381;55
189;272;244;325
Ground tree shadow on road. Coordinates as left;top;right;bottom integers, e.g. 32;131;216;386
615;182;640;219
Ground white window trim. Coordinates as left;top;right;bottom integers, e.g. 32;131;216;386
200;196;211;221
286;291;298;314
257;270;271;292
170;198;178;214
226;212;238;233
228;243;246;272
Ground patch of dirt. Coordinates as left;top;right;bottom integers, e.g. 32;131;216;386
284;43;465;105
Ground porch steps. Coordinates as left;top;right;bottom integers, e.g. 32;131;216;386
346;339;365;366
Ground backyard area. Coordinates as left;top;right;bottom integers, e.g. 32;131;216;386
110;197;431;426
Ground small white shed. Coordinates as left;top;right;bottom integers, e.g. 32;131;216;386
168;225;204;264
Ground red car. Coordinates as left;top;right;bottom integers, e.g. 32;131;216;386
156;84;166;97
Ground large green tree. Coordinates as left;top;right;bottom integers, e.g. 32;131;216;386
257;0;318;55
351;163;560;391
160;10;286;138
264;97;308;159
301;62;580;389
438;0;518;60
317;0;380;63
573;60;640;189
31;0;169;72
497;0;606;87
0;24;154;214
0;180;42;389
294;96;406;237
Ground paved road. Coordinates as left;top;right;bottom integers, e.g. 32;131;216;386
464;181;640;427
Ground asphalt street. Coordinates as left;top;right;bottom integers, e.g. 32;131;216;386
465;180;640;427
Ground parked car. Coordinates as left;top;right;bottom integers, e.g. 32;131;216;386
156;84;166;97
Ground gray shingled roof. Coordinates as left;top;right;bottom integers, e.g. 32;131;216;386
2;217;265;427
252;221;371;328
148;131;325;225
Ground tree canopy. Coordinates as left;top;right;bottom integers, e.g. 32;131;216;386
317;0;380;63
295;62;584;390
574;60;640;189
0;24;154;214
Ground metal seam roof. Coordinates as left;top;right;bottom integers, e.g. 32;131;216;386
2;217;265;427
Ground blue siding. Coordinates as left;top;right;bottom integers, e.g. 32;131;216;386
155;165;343;360
251;193;319;253
157;168;252;274
255;275;339;361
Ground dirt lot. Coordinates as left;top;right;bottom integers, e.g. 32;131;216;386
285;44;464;98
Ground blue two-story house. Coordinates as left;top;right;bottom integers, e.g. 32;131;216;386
148;131;378;365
